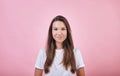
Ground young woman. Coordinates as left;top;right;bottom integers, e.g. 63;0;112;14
34;15;85;76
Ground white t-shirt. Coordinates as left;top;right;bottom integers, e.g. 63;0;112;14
35;48;85;76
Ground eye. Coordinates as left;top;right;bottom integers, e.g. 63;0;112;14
61;28;67;31
53;28;58;31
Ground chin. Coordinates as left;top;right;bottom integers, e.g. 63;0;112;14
56;40;64;43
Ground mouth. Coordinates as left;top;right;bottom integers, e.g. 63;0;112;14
57;37;62;39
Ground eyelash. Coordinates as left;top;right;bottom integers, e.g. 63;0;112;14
53;28;66;31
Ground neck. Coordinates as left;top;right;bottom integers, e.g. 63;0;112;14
56;42;63;49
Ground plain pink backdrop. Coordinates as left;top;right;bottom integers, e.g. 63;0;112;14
0;0;120;76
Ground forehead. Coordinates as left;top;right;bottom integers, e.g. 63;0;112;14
52;21;66;28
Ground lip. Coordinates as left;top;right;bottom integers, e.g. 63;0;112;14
57;37;62;38
57;37;62;39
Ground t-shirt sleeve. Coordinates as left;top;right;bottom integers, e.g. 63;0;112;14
74;48;85;69
35;48;46;70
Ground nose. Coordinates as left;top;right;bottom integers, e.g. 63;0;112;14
58;32;62;35
58;30;62;35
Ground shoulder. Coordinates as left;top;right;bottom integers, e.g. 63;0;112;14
73;48;83;58
38;48;46;56
73;48;85;68
74;48;81;54
39;48;46;52
35;48;46;69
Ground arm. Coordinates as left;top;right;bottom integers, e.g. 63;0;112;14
76;67;85;76
34;68;43;76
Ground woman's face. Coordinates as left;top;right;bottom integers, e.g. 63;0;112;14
52;21;67;44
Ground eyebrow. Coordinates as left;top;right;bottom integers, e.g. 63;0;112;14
52;27;66;28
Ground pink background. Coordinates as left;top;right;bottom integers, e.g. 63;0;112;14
0;0;120;76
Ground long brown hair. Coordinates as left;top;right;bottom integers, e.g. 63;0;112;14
44;15;76;73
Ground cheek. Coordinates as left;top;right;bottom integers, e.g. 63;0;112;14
52;31;56;37
64;32;67;37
